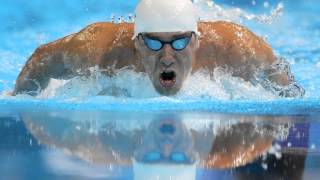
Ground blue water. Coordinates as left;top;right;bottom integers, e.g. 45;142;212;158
0;0;319;179
0;0;319;111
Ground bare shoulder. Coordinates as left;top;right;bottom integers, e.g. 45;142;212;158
197;21;275;66
39;22;128;61
14;22;136;95
28;22;135;64
198;21;273;51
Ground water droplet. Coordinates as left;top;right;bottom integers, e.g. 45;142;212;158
261;163;268;170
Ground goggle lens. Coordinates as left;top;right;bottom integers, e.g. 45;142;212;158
143;38;163;51
141;34;192;51
172;38;190;50
170;152;188;163
143;151;162;162
142;151;190;164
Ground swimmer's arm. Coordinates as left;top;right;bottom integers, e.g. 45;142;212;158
13;47;50;96
13;23;98;96
258;59;305;98
13;22;133;96
23;116;134;165
203;123;273;168
13;44;76;96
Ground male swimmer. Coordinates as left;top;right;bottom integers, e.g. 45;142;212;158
13;0;304;97
23;111;278;179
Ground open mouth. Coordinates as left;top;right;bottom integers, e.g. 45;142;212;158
159;71;176;88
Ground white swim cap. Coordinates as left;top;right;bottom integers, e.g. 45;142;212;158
134;0;199;38
132;159;197;180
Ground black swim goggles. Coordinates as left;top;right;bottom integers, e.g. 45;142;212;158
138;32;194;51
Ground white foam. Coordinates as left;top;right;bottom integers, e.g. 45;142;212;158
179;69;277;100
268;143;282;159
9;1;285;100
38;67;159;99
1;1;286;100
37;67;277;100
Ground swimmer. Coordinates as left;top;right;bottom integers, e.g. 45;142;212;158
22;112;280;179
13;0;304;97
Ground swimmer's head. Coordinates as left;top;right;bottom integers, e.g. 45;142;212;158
134;0;200;95
134;118;197;164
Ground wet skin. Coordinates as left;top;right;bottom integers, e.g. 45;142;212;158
134;32;198;95
12;21;308;179
134;118;197;164
22;112;277;168
13;22;299;96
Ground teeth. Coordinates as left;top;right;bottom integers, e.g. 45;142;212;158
159;71;176;88
160;78;176;88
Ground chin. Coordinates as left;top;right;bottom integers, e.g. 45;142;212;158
159;90;178;96
155;84;182;96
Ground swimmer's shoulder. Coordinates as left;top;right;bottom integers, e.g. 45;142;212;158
14;22;136;95
199;21;248;32
74;22;134;45
198;21;275;65
29;22;135;65
198;21;267;45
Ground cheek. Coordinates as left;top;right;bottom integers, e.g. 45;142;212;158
177;52;193;75
185;50;195;68
142;56;157;74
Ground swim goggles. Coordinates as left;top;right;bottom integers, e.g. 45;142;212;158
139;32;194;51
142;151;194;164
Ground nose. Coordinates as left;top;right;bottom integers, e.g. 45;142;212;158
160;45;175;67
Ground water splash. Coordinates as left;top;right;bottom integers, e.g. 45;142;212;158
36;66;278;100
194;0;284;24
254;58;305;98
109;1;284;25
37;67;159;100
0;0;314;100
0;50;25;93
36;58;303;100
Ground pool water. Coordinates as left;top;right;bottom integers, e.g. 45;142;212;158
0;0;319;179
1;108;319;179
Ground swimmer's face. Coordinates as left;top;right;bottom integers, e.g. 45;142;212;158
134;119;196;164
135;32;199;95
